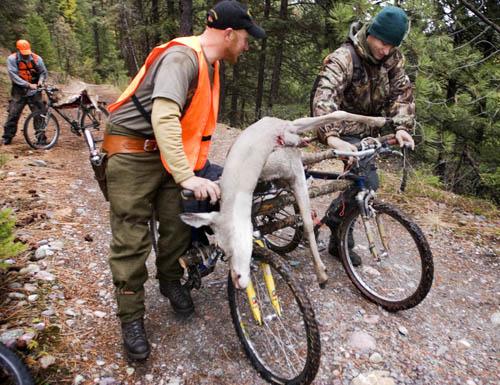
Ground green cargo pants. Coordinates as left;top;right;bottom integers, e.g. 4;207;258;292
106;151;191;323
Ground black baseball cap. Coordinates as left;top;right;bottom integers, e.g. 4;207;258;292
207;0;266;39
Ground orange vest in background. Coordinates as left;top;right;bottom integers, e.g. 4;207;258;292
11;53;40;83
108;36;220;172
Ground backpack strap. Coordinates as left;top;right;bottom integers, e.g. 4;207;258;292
309;74;321;117
344;43;363;83
16;52;38;68
131;94;152;126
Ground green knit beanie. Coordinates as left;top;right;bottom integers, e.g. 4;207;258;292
367;6;409;46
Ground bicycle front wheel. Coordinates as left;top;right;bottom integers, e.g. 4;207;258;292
339;201;434;311
23;111;60;150
0;343;34;385
228;246;321;385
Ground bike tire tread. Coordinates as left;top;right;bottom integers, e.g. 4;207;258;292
339;201;434;312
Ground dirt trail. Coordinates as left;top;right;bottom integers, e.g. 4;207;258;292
0;78;499;385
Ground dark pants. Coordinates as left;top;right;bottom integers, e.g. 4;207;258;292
3;85;44;140
106;146;222;323
106;151;190;322
324;136;379;237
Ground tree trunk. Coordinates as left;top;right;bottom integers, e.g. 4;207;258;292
91;3;101;66
267;0;287;111
166;0;175;15
219;61;227;120
118;3;140;75
240;98;246;126
230;63;240;127
135;0;151;52
179;0;193;36
254;0;271;120
151;0;160;46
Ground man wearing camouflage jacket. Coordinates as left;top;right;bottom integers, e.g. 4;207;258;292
312;6;415;265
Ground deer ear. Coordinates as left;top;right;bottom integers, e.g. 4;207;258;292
180;212;219;228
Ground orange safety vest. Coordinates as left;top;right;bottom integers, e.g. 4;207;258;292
10;53;40;83
108;36;220;172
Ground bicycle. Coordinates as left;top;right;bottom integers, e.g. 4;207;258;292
0;342;34;385
22;85;108;150
149;198;321;385
251;135;434;312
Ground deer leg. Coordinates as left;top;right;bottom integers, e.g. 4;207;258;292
289;163;328;288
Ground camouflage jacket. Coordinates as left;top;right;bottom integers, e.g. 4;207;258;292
312;23;415;144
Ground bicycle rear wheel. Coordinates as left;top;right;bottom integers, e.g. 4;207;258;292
228;246;320;385
254;201;303;254
23;111;60;150
80;106;108;144
338;201;434;311
0;343;34;385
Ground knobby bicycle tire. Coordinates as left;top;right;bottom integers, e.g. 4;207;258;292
23;111;60;150
338;201;434;311
228;246;321;385
0;343;34;385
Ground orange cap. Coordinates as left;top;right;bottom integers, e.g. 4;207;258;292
16;40;32;55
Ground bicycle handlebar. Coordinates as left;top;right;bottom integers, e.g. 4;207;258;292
34;85;59;94
181;189;195;200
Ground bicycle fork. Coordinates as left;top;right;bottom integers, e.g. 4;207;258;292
245;240;282;325
356;190;389;261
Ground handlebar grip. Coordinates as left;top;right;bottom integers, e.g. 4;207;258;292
181;189;195;200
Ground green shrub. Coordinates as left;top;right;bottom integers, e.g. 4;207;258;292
411;167;444;189
0;209;26;261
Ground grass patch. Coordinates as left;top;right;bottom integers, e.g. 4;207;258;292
0;209;27;262
379;168;499;219
0;153;9;168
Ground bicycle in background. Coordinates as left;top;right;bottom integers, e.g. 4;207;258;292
22;85;108;150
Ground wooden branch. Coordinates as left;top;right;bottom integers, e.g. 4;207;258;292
460;0;500;35
252;180;352;217
301;149;336;165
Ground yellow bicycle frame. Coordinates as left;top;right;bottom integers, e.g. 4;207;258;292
245;239;282;324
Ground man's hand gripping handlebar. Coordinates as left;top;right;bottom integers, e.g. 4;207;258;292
180;177;220;204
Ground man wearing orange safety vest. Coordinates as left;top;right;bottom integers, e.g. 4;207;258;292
2;40;47;145
103;0;265;360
